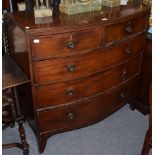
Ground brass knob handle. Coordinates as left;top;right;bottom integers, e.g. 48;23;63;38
121;68;126;81
126;25;133;33
121;74;126;81
66;88;74;96
105;40;118;47
66;40;75;49
67;112;74;120
125;48;131;54
120;92;126;99
67;64;76;72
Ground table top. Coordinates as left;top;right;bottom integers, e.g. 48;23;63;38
2;54;30;90
7;4;150;36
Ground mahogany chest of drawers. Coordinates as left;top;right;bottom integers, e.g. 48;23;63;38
7;5;150;153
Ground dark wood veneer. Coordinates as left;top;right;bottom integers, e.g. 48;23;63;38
31;27;102;58
34;55;141;109
105;15;146;43
37;76;139;132
7;4;150;153
32;34;144;84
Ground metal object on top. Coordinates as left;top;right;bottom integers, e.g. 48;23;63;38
34;0;53;18
60;0;102;15
102;0;120;7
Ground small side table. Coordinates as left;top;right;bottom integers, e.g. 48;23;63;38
2;55;30;155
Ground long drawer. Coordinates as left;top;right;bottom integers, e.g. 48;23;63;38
37;76;139;132
34;56;141;109
31;28;102;59
32;34;144;84
105;15;146;44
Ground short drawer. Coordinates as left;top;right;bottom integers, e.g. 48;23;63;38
31;28;102;59
37;76;139;132
34;56;141;109
105;15;146;44
32;34;144;84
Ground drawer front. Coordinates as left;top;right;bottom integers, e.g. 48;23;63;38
34;56;141;109
33;34;144;84
105;15;146;44
37;76;139;132
31;28;102;59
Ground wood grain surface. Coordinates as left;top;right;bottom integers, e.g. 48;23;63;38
6;4;150;153
2;55;30;89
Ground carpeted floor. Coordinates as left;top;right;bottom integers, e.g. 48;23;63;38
2;104;152;155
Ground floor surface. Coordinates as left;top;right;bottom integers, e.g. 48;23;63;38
2;104;152;155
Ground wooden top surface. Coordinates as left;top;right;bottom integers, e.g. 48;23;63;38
7;4;150;36
2;55;30;89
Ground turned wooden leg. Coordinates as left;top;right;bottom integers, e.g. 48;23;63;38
17;118;29;155
2;87;29;154
13;87;29;154
37;135;48;153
